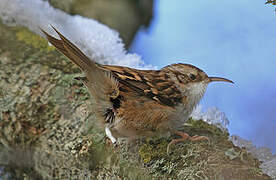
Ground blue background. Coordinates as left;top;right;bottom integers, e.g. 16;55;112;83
130;0;276;153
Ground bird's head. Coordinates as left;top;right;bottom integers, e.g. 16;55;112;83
162;63;233;107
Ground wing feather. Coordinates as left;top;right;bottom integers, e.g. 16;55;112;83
103;65;183;107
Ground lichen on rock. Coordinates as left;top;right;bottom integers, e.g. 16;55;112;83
16;28;55;52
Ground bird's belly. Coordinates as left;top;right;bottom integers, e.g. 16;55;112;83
167;106;192;130
109;100;175;139
108;104;194;140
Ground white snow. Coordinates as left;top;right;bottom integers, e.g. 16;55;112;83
191;105;230;132
0;0;153;69
261;158;276;180
230;135;276;179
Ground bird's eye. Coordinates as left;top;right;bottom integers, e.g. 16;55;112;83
189;73;196;80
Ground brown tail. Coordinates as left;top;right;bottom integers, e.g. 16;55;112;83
41;26;119;108
40;26;96;72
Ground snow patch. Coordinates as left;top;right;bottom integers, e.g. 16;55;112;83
0;0;154;69
230;135;276;179
191;105;229;132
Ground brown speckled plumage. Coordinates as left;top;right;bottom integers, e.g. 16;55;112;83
41;27;233;144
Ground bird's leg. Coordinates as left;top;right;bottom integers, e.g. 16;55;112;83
105;127;117;144
167;130;209;155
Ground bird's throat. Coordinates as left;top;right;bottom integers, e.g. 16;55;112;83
185;82;207;111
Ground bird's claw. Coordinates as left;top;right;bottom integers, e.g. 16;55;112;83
167;131;209;155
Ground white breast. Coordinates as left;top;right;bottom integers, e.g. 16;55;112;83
171;82;207;129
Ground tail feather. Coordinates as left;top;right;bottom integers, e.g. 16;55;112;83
41;26;119;112
40;27;92;72
50;26;96;72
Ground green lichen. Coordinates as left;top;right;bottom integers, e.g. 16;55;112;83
139;139;168;163
0;87;4;99
185;118;228;137
136;119;271;179
16;28;55;52
138;137;208;177
225;147;241;160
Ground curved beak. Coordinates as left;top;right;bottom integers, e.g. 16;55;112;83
208;77;234;84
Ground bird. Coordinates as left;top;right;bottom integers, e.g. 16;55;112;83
41;26;233;154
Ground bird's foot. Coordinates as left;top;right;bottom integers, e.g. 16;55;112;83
167;130;209;155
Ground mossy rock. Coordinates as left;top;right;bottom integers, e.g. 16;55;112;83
137;119;270;179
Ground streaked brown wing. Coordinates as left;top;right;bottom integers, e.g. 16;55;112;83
102;65;183;107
